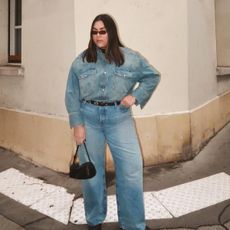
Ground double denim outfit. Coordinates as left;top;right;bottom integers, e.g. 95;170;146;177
65;47;160;230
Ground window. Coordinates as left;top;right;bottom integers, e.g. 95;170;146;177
8;0;21;63
215;0;230;68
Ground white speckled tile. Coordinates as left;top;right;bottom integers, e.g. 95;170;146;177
1;168;229;225
31;189;75;224
0;168;75;224
70;193;172;224
144;192;172;219
153;172;230;217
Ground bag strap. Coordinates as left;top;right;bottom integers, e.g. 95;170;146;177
73;142;92;163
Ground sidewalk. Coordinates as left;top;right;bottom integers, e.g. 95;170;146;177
0;122;230;230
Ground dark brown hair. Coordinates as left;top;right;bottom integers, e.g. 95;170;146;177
82;14;124;66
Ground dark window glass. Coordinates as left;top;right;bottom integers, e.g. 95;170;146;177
15;29;21;55
15;0;21;26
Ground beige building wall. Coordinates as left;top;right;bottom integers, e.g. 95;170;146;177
187;0;217;109
0;0;76;116
75;0;189;115
0;0;77;172
0;0;230;172
0;0;8;64
215;0;230;66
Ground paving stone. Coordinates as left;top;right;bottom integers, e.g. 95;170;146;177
224;221;230;229
24;217;85;230
197;225;226;230
0;193;45;226
0;214;25;230
165;228;194;230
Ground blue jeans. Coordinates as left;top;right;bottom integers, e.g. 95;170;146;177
78;102;146;230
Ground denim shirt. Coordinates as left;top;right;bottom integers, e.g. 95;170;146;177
65;47;160;128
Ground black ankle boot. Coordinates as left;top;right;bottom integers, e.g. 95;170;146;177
88;224;102;230
120;226;151;230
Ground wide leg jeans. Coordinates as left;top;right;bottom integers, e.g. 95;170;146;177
78;102;146;230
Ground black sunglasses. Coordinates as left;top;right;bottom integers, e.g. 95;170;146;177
91;30;107;35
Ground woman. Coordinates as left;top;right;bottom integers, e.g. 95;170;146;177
65;14;160;230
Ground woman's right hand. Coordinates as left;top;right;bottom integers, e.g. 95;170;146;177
73;125;86;145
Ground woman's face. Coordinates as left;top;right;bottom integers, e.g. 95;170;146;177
92;20;108;49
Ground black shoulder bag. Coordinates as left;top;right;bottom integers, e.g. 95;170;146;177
69;143;96;179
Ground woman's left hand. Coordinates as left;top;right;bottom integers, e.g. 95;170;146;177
120;95;136;108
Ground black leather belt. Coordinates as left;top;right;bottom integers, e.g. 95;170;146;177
83;100;120;106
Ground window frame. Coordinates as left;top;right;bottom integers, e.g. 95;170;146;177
8;0;22;63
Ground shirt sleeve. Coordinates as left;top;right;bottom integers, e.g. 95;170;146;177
65;65;84;128
131;55;161;109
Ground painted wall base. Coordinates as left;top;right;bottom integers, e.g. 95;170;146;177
0;91;230;173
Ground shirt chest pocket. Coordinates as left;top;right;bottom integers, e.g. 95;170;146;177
114;69;133;79
113;69;136;91
79;69;96;79
78;69;97;97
